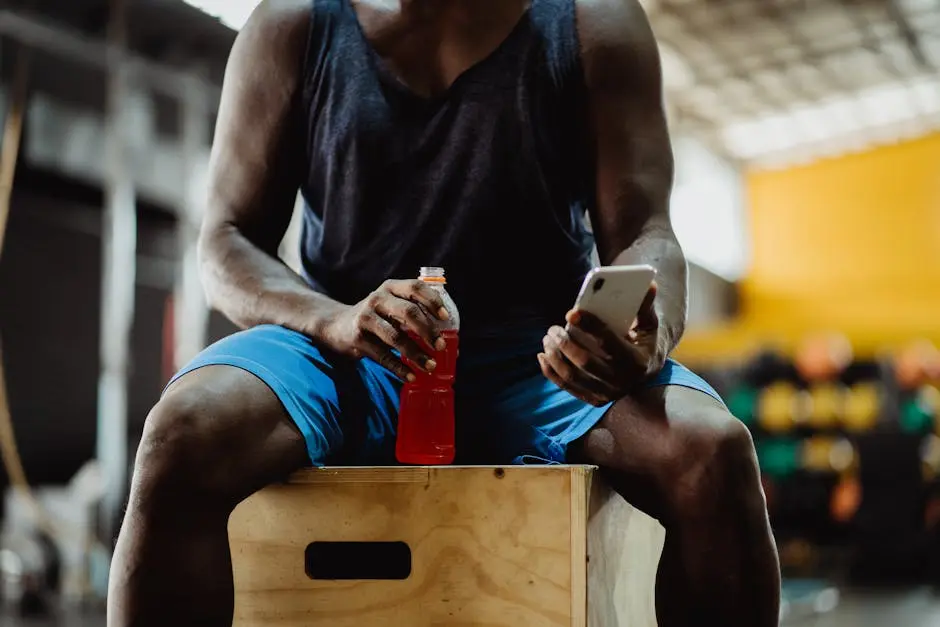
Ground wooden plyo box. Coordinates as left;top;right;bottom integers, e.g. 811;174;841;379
229;465;664;626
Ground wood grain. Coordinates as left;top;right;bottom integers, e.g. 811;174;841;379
229;465;662;626
569;466;590;627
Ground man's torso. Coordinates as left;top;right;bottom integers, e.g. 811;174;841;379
298;0;598;336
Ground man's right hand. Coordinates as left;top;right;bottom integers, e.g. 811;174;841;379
318;279;451;381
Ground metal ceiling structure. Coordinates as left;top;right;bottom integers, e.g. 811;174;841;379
3;0;939;170
646;0;940;167
172;0;940;168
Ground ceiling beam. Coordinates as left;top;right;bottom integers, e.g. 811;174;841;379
0;10;221;111
884;0;932;71
654;0;786;117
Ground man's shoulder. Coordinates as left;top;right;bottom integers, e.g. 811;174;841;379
253;0;312;25
228;0;312;81
575;0;644;22
573;0;660;90
236;0;311;55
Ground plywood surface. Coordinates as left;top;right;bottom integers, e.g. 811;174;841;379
587;479;664;627
230;466;589;627
230;465;663;627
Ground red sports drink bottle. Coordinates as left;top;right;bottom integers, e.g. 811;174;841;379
396;266;460;465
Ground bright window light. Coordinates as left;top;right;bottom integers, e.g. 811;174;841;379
721;74;940;163
182;0;260;30
670;137;750;281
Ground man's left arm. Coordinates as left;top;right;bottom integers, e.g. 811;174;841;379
581;0;686;358
538;0;688;406
538;0;685;403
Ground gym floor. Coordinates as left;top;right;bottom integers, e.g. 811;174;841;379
4;589;940;627
784;588;940;627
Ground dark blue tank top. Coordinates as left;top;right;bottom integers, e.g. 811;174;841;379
300;0;596;339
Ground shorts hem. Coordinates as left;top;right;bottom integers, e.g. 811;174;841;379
165;355;326;467
550;360;727;460
646;378;727;408
553;404;612;460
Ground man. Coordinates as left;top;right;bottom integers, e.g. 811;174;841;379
108;0;780;625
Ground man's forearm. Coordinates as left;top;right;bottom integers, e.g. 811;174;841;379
609;225;688;354
198;225;345;340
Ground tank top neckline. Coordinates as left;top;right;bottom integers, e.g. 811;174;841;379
341;0;537;103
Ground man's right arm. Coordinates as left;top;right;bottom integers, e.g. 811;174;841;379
198;0;344;338
197;0;446;379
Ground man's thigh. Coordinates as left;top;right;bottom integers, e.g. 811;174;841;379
168;324;403;466
458;357;725;466
572;383;742;520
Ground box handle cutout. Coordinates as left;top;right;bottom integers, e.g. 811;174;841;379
304;541;412;580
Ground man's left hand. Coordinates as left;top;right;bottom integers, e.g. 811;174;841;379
537;284;666;407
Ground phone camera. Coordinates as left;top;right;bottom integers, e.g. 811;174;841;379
592;278;605;292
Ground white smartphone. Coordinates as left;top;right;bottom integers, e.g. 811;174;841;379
572;265;657;337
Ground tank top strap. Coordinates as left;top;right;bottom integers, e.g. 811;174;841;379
527;0;592;211
301;0;348;104
527;0;584;89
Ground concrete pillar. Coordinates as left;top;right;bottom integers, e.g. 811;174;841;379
173;73;211;370
96;0;135;541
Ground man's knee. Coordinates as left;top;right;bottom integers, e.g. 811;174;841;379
133;387;233;506
670;409;761;515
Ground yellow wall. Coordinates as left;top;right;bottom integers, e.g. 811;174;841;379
676;132;940;363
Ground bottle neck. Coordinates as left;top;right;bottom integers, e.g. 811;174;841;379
419;266;445;283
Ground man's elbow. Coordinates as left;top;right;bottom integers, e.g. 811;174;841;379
647;217;686;266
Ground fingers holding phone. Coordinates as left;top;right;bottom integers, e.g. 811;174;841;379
538;266;664;405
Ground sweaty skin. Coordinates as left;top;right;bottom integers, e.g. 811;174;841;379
107;2;780;626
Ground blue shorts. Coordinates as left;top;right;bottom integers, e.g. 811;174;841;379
168;324;723;465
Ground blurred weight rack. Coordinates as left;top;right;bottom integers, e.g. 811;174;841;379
698;337;940;587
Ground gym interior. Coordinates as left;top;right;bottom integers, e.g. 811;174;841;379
1;0;939;625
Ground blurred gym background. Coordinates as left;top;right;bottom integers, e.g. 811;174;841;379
0;0;938;625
